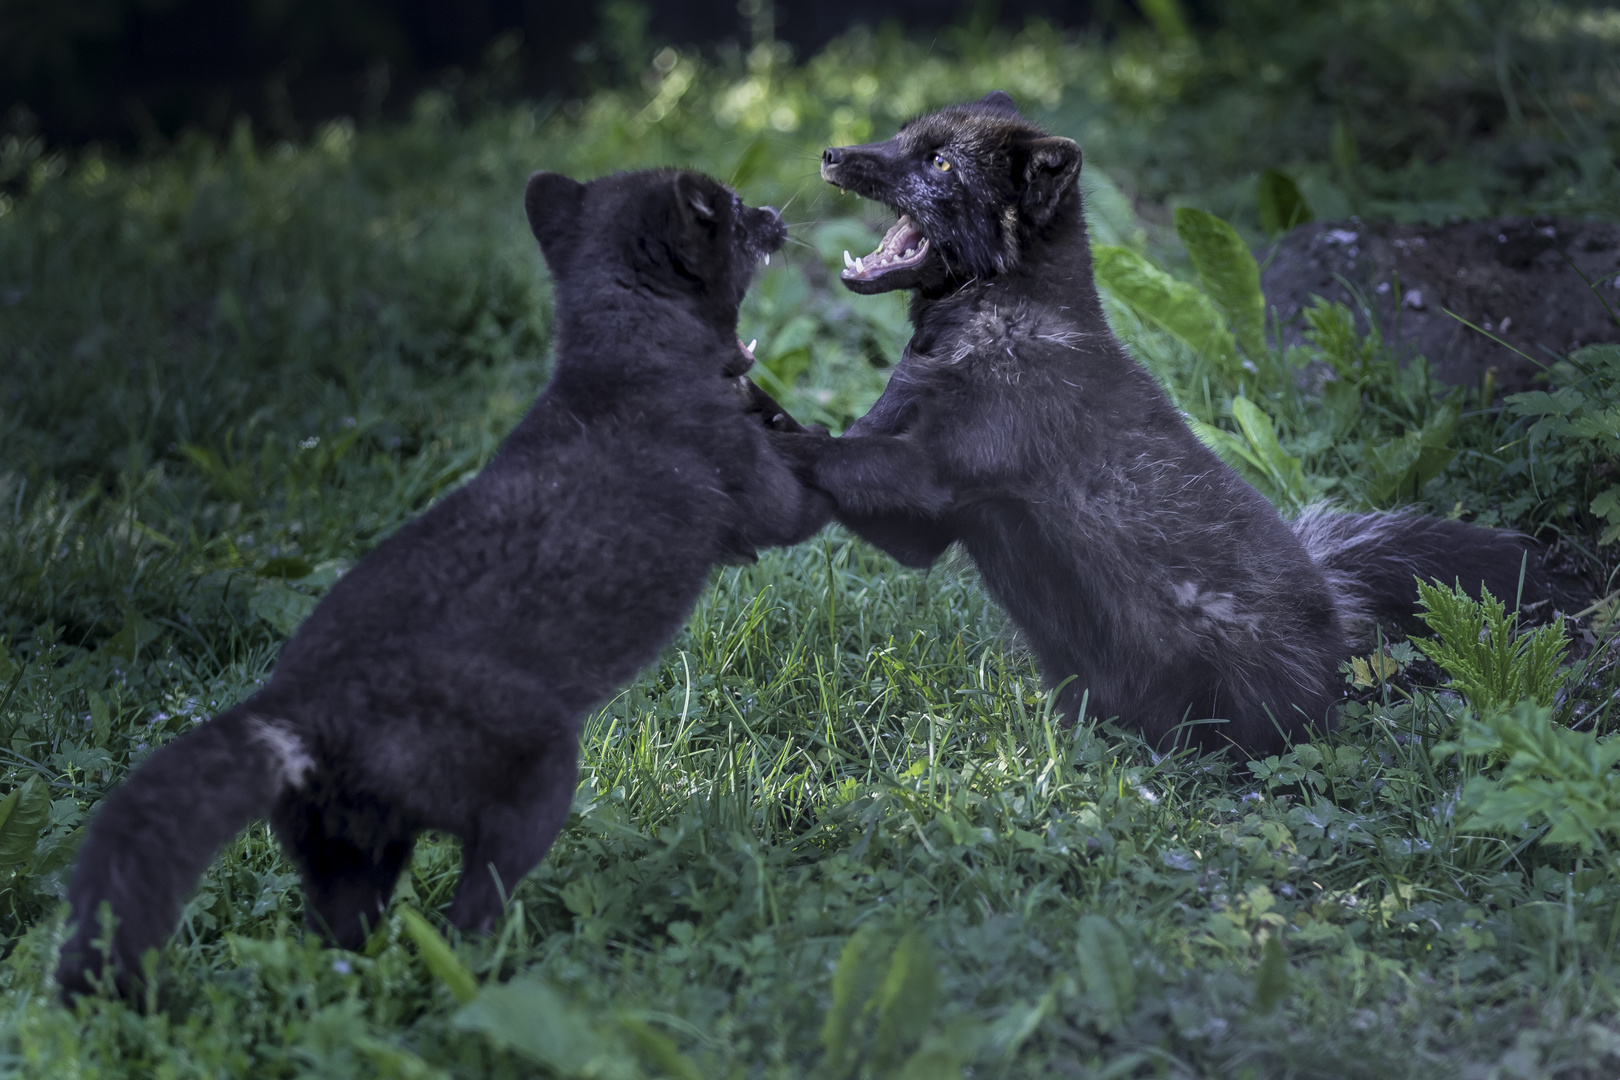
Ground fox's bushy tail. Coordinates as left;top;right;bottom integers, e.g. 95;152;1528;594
1292;505;1547;641
56;705;286;997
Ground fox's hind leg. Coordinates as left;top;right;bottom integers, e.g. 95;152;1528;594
446;744;579;934
274;798;412;951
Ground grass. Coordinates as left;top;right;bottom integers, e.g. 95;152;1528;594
2;2;1620;1076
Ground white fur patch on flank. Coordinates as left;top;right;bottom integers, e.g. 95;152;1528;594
252;718;315;790
1173;580;1260;630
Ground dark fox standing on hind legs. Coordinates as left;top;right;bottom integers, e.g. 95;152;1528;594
796;90;1546;755
56;167;832;997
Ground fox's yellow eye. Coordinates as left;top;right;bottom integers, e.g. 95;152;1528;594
931;154;952;172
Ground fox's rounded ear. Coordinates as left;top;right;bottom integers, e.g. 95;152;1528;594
1019;136;1082;226
674;172;719;227
525;171;585;263
979;90;1021;115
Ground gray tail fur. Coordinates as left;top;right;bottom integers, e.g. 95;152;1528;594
56;705;285;997
1292;504;1547;643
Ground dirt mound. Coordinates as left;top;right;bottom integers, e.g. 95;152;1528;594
1260;217;1620;397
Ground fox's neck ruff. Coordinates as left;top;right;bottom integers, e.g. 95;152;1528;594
911;190;1103;328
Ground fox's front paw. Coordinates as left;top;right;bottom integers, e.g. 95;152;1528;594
740;378;817;435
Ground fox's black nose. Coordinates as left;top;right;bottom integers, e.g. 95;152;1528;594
822;147;844;167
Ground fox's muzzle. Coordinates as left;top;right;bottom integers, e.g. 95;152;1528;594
820;141;900;195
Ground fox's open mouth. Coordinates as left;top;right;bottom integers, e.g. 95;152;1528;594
841;215;929;285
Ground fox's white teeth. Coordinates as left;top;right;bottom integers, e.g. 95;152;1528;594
903;248;915;258
843;250;854;268
763;253;770;265
854;256;865;273
747;339;757;354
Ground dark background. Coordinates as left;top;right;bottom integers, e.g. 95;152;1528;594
0;0;1158;148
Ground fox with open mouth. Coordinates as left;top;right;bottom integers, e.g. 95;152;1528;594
803;91;1545;755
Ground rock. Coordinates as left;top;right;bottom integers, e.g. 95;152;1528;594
1259;217;1620;397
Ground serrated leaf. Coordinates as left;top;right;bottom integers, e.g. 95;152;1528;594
1094;245;1241;378
1348;656;1375;689
1590;485;1620;523
1506;387;1583;418
0;776;51;870
1175;207;1267;359
1257;169;1313;237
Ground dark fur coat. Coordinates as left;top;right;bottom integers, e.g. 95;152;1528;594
799;92;1544;755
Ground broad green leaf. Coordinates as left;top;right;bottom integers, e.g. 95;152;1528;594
819;925;944;1077
1257;169;1314;237
1190;396;1313;510
0;776;51;870
249;580;320;636
1365;405;1458;503
455;976;607;1072
897;1047;965;1080
821;922;888;1075
104;607;160;663
1591;484;1620;526
729;135;775;190
620;1017;706;1080
259;556;315;579
871;930;938;1070
88;690;111;748
1175;207;1267;359
1093;245;1240;377
179;441;255;503
1139;0;1190;40
400;906;479;1004
1190;421;1265;474
1254;934;1290;1013
1076;915;1135;1031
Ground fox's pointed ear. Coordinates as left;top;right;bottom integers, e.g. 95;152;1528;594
979;90;1021;115
674;172;718;227
1019;136;1081;226
525;171;585;263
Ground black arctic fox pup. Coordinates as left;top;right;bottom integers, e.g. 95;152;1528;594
56;168;830;996
805;91;1545;755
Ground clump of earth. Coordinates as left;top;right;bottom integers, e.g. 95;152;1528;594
1260;217;1620;398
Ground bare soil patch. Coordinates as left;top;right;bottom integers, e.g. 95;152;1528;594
1260;217;1620;397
